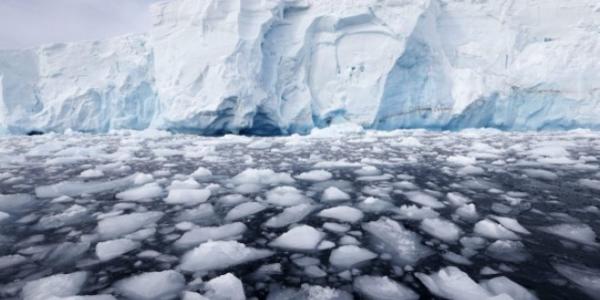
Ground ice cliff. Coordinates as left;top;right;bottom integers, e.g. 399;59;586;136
1;0;599;134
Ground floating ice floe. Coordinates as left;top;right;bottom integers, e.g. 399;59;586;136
353;275;419;300
225;202;267;221
34;204;89;230
95;238;140;261
113;270;185;300
474;219;521;240
321;187;351;202
0;193;35;212
296;170;333;182
180;240;273;272
329;245;377;269
0;254;27;270
191;166;212;178
174;222;247;249
553;262;600;299
417;266;535;300
80;169;104;179
403;191;445;209
486;240;529;263
538;223;598;246
393;205;439;220
232;169;294;186
22;271;88;300
363;217;432;265
265;186;310;206
164;188;211;206
317;206;364;223
35;173;153;198
202;273;246;300
420;218;462;243
269;225;324;251
97;211;164;239
116;182;163;202
264;204;315;228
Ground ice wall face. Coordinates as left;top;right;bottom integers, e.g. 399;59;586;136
0;0;599;134
0;35;157;134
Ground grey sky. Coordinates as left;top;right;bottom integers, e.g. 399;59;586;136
0;0;162;49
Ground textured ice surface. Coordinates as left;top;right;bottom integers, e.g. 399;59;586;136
22;272;88;300
113;270;185;300
1;0;599;134
0;130;599;299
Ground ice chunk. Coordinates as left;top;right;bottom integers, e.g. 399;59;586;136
538;223;598;246
232;169;294;186
191;167;212;178
34;204;89;230
164;188;211;206
447;192;471;206
225;202;267;221
474;219;520;240
0;193;35;212
203;273;246;300
321;187;351;203
393;205;439;220
363;217;432;265
416;267;493;300
97;211;164;239
96;238;140;261
522;169;558;181
486;240;529;263
0;211;10;222
116;182;163;202
404;191;444;209
174;222;247;249
265;186;310;206
317;206;364;223
490;216;530;235
447;155;477;166
180;240;273;272
168;178;201;190
353;275;418;300
296;170;333;182
22;271;88;300
358;197;394;213
269;225;324;251
0;254;27;269
113;270;185;300
481;276;538;300
455;204;479;221
420;218;462;243
579;179;600;191
36;173;153;198
79;169;104;179
553;263;600;298
329;245;377;269
264;204;315;228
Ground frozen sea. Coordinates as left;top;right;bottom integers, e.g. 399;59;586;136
0;127;599;300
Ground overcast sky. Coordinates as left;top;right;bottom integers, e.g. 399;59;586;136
0;0;162;49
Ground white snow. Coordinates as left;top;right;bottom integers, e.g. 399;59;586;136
269;225;324;251
317;206;364;223
329;245;377;269
113;270;185;300
96;238;140;261
180;240;273;272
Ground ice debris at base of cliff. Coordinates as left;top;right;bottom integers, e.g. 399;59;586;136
0;129;599;298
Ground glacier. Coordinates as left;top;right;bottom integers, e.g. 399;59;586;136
0;0;599;135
